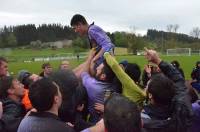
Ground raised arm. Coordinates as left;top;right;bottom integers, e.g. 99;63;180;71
144;48;193;132
104;52;146;106
73;49;96;79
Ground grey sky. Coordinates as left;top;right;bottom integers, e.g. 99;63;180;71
0;0;199;35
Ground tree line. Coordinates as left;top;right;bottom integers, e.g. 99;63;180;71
0;24;200;54
0;24;77;47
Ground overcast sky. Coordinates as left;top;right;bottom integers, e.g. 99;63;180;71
0;0;199;35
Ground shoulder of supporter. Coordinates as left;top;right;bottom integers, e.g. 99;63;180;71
81;72;91;80
1;98;25;116
81;72;97;86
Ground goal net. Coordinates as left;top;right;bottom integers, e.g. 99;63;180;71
166;48;191;56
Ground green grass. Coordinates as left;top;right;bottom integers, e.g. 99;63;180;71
1;48;76;57
8;59;84;75
0;47;87;62
115;55;199;80
7;54;199;80
1;47;198;80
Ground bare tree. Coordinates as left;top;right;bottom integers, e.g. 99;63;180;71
190;27;200;38
173;24;179;33
167;24;173;32
129;26;137;34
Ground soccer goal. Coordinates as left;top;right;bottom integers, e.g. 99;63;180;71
166;48;191;56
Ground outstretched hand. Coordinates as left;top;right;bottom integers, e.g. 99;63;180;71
144;47;161;65
144;65;152;74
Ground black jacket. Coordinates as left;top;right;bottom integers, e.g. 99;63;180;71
17;112;75;132
0;98;26;132
191;67;200;82
142;61;193;132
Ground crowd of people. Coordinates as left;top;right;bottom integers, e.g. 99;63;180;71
0;14;200;132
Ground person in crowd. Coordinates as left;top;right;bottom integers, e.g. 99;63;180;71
95;49;193;132
17;78;74;132
0;76;26;132
104;93;141;132
142;64;161;88
77;54;80;61
73;49;116;123
82;93;142;132
0;57;8;77
70;14;115;69
39;62;53;78
18;70;41;110
185;80;200;132
103;52;146;107
141;48;193;132
50;70;79;123
191;61;200;93
171;60;185;78
50;69;92;131
59;60;70;70
73;84;93;131
94;58;144;112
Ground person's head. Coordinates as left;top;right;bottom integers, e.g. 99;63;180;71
0;57;8;77
104;93;141;132
0;76;25;101
50;70;78;100
196;61;200;68
124;63;141;84
147;74;175;106
171;60;180;69
29;78;62;112
42;63;52;76
49;70;79;122
119;60;128;70
70;14;88;36
74;84;88;112
18;70;41;88
59;60;70;70
96;61;115;83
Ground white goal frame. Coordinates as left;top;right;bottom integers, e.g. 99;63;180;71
166;48;191;56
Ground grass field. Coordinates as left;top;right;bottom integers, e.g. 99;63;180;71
1;47;199;80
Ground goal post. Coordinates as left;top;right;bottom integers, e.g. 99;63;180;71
166;48;191;56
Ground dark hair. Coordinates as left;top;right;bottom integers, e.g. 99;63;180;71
125;63;141;83
171;60;180;68
110;63;141;93
29;78;58;112
70;14;88;26
102;60;115;83
49;70;79;122
18;70;32;88
42;63;51;69
104;93;141;132
0;76;14;99
74;84;88;108
0;57;7;66
147;74;175;105
196;61;200;68
110;77;122;93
